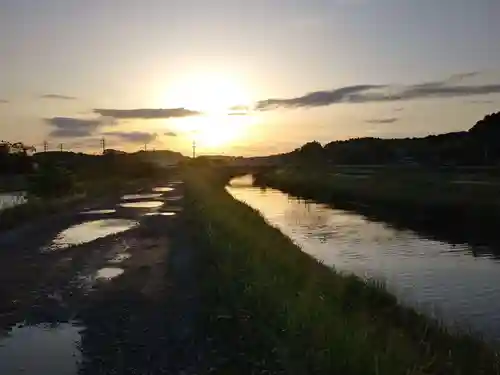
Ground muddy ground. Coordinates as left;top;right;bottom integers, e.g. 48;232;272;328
0;180;208;374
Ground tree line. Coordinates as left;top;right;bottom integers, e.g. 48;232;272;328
288;112;500;166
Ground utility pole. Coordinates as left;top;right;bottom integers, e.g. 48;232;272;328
192;140;196;158
43;140;48;153
59;143;63;152
100;137;106;155
144;143;147;152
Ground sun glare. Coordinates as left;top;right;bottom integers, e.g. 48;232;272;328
168;72;251;113
165;71;256;150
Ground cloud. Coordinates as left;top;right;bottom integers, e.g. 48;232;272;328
229;105;250;111
41;94;77;100
0;99;8;104
447;71;480;82
104;131;158;144
164;131;178;137
469;99;494;104
257;85;384;110
256;72;500;110
228;112;249;116
45;117;103;138
93;108;201;119
394;107;404;112
365;118;399;124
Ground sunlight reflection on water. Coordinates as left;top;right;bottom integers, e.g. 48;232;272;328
227;177;500;341
45;219;138;251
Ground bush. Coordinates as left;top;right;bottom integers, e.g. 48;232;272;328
27;163;77;198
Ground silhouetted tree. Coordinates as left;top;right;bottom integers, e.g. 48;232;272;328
287;111;500;167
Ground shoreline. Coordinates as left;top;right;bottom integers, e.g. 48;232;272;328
254;167;500;250
183;167;500;374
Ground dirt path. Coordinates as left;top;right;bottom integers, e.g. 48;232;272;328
0;180;204;374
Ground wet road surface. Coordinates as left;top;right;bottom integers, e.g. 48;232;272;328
0;180;205;374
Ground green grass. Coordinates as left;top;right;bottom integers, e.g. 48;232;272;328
183;167;500;374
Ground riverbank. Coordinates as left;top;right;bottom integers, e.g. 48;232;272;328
183;167;500;375
0;176;209;374
254;166;500;246
0;176;166;232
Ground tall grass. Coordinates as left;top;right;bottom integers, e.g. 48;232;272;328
183;167;499;374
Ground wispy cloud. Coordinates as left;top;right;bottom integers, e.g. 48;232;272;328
228;112;249;116
229;105;250;111
45;117;103;138
228;105;251;116
469;99;494;104
104;131;158;144
256;72;500;110
365;117;399;124
41;94;77;100
164;131;178;137
257;85;383;110
94;108;201;119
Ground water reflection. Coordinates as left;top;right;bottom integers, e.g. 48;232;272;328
46;219;138;251
152;187;174;193
81;209;116;215
120;201;163;209
0;323;81;375
121;193;163;200
143;212;177;217
96;267;124;280
0;192;26;211
108;253;131;263
227;181;500;341
165;196;183;201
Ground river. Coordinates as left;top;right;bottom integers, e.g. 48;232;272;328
227;176;500;341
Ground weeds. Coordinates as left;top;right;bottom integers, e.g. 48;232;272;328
184;167;499;374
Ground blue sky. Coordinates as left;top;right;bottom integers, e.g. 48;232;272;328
1;0;499;155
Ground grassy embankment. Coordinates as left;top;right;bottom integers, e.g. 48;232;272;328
183;166;499;375
254;166;500;244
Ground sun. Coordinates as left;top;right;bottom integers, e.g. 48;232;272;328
164;71;256;150
167;71;251;114
196;114;256;148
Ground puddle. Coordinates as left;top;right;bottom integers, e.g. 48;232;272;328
164;206;183;212
120;201;163;208
166;196;183;201
81;209;116;215
121;193;163;200
0;323;81;375
108;253;131;263
96;267;124;280
0;192;27;211
152;187;174;193
144;212;177;217
46;219;138;251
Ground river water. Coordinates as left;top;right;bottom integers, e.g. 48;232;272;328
227;176;500;341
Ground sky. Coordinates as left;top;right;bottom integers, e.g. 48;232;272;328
1;0;499;156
